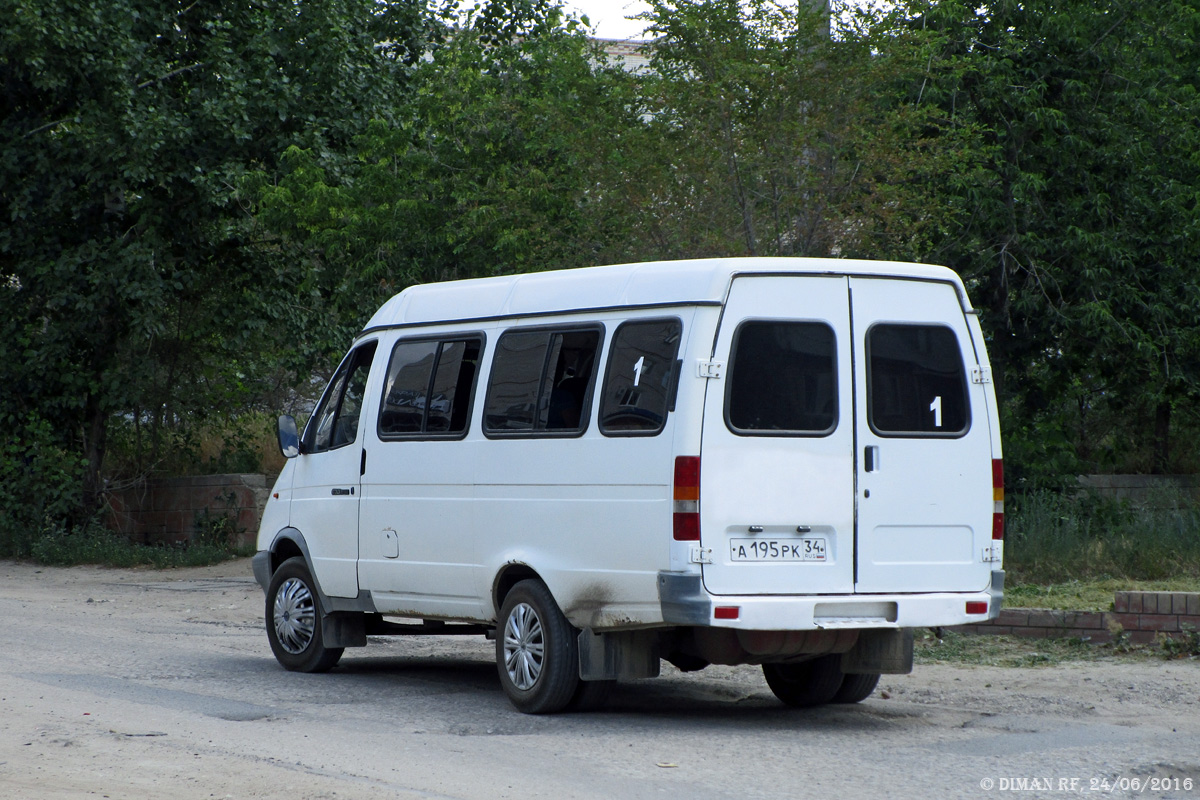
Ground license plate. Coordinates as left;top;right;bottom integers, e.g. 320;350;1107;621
729;538;827;562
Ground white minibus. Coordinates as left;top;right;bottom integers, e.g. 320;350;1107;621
253;257;1004;713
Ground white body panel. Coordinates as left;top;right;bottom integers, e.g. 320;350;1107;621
257;258;1002;634
850;277;995;593
699;276;856;596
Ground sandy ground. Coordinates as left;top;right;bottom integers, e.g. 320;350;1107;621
1;559;1198;800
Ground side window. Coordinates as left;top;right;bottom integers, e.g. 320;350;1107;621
867;324;969;436
727;321;837;436
378;337;482;438
307;341;378;453
599;318;682;436
483;327;602;435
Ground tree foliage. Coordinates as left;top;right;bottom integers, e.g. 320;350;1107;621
3;0;1200;539
257;3;639;316
909;0;1200;480
0;0;431;522
627;0;984;262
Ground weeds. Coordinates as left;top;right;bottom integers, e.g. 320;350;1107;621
1006;578;1200;611
915;629;1105;667
1005;488;1200;583
1159;625;1200;660
29;523;253;568
918;627;1198;666
193;491;246;550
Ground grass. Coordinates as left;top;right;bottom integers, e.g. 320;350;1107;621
1005;578;1200;611
914;628;1199;667
1004;488;1200;584
28;525;254;569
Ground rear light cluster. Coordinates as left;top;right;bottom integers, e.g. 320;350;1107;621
673;456;700;541
992;459;1005;541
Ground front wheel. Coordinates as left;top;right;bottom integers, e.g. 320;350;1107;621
496;580;580;714
265;556;343;673
762;655;844;708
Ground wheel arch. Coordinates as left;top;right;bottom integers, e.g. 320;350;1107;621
492;562;544;618
264;528;313;576
255;528;324;604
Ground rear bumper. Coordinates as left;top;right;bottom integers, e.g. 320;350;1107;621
658;570;1004;630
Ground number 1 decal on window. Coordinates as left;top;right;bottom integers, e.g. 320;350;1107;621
632;356;645;387
929;396;943;428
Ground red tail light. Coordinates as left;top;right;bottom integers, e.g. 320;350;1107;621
673;456;700;541
992;458;1005;541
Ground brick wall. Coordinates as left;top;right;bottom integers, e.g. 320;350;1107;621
958;592;1200;645
106;474;272;548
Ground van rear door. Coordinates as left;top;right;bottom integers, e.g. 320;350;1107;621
850;276;995;593
698;276;856;596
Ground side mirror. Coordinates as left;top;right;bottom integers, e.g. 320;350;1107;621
277;415;301;458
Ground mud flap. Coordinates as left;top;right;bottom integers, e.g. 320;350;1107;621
840;628;913;675
322;612;367;648
578;629;661;681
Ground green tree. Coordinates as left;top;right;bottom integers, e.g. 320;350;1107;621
0;0;431;529
911;0;1200;480
623;0;984;262
257;1;643;301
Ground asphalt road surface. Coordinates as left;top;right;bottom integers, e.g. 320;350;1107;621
1;560;1198;799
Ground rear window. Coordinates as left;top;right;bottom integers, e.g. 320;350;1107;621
483;327;602;436
599;318;682;436
726;321;837;436
867;324;969;436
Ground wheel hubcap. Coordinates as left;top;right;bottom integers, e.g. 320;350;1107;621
273;577;316;655
503;602;544;691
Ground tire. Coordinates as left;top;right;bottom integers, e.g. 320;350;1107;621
762;655;844;708
496;580;580;714
265;556;344;673
833;672;881;704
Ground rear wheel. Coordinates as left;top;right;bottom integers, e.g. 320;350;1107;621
265;557;343;673
496;580;579;714
833;673;881;704
762;655;844;708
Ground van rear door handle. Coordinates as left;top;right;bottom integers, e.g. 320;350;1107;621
864;446;879;473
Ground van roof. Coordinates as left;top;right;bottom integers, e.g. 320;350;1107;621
363;257;972;330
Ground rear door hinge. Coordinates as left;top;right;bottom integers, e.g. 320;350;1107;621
981;545;1001;563
971;367;992;385
689;546;713;565
697;360;725;379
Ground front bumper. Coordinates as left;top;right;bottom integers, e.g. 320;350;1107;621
251;550;272;593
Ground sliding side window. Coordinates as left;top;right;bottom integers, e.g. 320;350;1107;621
483;327;602;436
377;337;482;438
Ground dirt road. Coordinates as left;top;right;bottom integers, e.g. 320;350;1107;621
1;559;1198;799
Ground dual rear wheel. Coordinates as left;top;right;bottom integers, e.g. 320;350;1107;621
762;655;881;707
